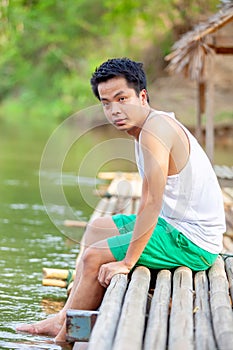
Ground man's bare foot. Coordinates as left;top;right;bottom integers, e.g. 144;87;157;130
16;313;64;337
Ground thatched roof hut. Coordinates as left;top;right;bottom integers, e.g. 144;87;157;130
165;0;233;162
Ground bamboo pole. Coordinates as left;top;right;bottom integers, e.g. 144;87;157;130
42;278;67;288
194;271;217;350
225;257;233;302
88;197;110;222
144;270;172;350
223;236;233;251
112;267;150;350
42;268;75;288
208;256;233;349
133;198;140;214
42;268;75;280
73;343;88;350
63;220;87;228
98;172;139;181
88;274;128;350
168;267;194;350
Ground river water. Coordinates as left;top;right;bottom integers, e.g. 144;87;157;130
0;126;80;349
0;120;232;349
0;119;137;350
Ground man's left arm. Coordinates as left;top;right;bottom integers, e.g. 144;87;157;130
98;119;173;287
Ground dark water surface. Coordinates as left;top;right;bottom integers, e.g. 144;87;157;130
0;128;81;349
0;123;232;349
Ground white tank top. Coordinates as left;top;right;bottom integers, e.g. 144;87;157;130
135;110;226;254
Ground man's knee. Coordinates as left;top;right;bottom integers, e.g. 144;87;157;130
82;245;102;273
85;217;103;235
82;240;114;274
89;215;119;232
84;216;118;247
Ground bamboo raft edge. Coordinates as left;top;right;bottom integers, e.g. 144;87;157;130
62;171;233;349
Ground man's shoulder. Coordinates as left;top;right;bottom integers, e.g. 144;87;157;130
143;110;179;138
149;109;176;120
140;114;175;151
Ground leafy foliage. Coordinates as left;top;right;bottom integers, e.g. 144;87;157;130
0;0;218;129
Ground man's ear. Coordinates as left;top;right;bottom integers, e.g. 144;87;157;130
140;89;148;105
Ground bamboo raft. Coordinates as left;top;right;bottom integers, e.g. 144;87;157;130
214;165;233;180
43;171;233;349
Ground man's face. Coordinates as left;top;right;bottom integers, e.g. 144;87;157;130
98;76;149;134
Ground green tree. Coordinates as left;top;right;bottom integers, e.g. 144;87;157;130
0;0;219;129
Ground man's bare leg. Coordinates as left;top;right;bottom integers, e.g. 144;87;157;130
55;239;116;343
16;216;119;336
74;216;119;280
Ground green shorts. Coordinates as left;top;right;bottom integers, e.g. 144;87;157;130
107;214;218;271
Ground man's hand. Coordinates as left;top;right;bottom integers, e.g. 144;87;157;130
98;261;131;288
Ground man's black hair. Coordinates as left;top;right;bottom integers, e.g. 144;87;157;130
90;58;149;101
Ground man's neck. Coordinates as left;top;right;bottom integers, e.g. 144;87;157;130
127;107;153;140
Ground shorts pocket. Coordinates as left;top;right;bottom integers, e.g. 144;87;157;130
200;256;213;267
176;232;190;249
200;253;218;267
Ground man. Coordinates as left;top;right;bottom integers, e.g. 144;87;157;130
17;58;226;343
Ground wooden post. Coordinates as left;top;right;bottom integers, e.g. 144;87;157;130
196;81;205;143
205;57;215;163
